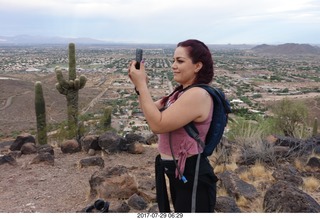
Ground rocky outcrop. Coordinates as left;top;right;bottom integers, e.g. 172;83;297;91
1;132;319;213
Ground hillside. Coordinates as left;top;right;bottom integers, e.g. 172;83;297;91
251;43;320;55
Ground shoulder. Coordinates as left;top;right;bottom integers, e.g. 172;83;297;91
182;87;211;100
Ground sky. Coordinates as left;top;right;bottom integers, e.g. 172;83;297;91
0;0;319;44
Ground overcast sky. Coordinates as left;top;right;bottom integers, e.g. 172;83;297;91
0;0;319;44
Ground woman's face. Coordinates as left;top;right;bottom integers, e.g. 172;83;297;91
172;46;199;88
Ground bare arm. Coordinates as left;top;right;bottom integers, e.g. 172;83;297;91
129;61;212;134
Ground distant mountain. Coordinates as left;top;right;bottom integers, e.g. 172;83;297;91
251;43;320;55
0;35;113;45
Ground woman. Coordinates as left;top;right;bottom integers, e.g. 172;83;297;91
128;39;218;212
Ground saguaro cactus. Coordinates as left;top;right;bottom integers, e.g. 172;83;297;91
55;43;87;139
312;117;318;137
35;81;47;145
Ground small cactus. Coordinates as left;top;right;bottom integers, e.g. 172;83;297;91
35;81;47;145
100;106;113;130
55;43;87;139
312;117;318;137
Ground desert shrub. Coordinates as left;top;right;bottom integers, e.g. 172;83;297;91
227;117;279;166
270;98;308;137
227;117;275;142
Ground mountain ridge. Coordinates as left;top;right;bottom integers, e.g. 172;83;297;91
252;43;320;55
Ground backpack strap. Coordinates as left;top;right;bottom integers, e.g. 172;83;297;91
184;121;205;149
183;84;231;156
182;84;230;212
182;84;214;151
181;84;212;213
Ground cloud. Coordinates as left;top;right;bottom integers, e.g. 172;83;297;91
0;0;319;43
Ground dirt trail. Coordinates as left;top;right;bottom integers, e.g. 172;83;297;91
0;145;158;213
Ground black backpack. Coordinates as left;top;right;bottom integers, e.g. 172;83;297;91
183;84;231;156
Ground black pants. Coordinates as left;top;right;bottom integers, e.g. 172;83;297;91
155;154;218;213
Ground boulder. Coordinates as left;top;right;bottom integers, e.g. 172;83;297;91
125;133;146;144
272;164;303;186
274;135;302;148
215;196;241;213
30;152;54;166
127;142;145;154
10;134;35;151
79;157;105;168
218;170;259;200
112;201;130;213
98;132;126;153
37;144;54;155
21;142;37;155
128;193;148;210
60;139;81;154
0;154;17;165
303;136;320;152
306;157;320;169
80;135;100;152
263;180;320;212
145;133;158;145
89;165;138;200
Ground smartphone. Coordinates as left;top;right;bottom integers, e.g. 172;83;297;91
135;49;143;69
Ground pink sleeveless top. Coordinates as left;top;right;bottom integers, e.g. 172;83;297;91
158;90;213;178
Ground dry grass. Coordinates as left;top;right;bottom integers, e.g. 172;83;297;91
294;158;305;171
236;163;273;212
236;196;250;209
238;162;274;186
214;162;238;174
302;177;320;192
216;186;228;197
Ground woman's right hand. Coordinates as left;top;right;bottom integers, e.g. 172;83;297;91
128;60;148;91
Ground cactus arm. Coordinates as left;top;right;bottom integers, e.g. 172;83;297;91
55;67;70;89
56;83;68;95
69;80;75;89
79;75;87;89
74;79;80;90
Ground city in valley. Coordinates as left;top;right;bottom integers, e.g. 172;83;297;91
1;43;320;140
